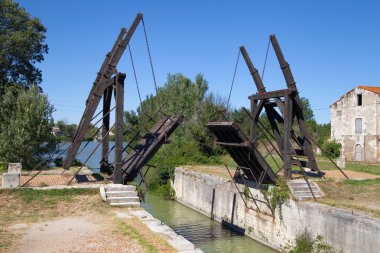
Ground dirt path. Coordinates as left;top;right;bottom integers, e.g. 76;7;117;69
13;217;140;253
323;170;380;180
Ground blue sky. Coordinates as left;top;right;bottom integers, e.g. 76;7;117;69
18;0;380;124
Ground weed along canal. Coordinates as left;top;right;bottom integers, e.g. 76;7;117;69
142;193;276;253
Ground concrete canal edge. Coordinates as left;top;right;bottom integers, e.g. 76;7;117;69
115;210;203;253
172;167;380;253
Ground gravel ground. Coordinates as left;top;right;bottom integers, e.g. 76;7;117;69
12;217;142;253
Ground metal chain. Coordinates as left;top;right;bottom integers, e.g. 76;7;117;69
261;38;271;80
141;18;160;105
128;44;143;106
227;49;241;109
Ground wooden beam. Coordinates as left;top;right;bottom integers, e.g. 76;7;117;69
63;13;142;170
215;141;250;148
249;89;292;101
114;73;126;184
100;85;113;173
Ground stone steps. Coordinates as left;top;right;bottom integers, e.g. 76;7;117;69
288;180;324;201
107;196;140;203
100;184;140;208
105;185;136;192
110;202;141;207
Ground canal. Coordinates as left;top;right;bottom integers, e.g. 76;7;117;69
143;193;276;253
60;142;276;252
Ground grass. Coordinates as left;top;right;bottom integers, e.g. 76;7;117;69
0;188;174;253
345;163;380;175
317;178;380;218
0;188;102;251
117;220;157;253
13;188;97;206
0;188;100;226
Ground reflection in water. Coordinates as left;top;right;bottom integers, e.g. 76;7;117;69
143;194;276;253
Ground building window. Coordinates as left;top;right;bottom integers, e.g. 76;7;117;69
357;94;362;106
337;110;342;116
355;118;362;133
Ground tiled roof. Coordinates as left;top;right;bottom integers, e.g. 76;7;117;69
330;85;380;106
358;86;380;94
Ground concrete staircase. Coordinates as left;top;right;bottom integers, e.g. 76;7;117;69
100;184;140;207
288;180;324;201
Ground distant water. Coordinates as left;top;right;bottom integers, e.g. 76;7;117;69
57;141;128;173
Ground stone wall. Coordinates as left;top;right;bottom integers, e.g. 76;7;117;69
173;167;380;252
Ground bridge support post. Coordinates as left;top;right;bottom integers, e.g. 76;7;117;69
114;73;126;184
101;85;113;174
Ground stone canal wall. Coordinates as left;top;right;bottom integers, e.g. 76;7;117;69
172;167;380;253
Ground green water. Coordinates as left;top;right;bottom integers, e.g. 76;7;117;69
142;194;277;253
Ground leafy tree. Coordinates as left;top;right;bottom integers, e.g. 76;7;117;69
0;0;48;90
123;110;140;142
56;120;78;141
300;97;314;122
122;73;227;184
316;123;331;147
229;107;251;136
84;123;98;141
0;86;55;168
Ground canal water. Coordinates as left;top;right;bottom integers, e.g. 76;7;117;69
58;142;276;252
143;194;276;253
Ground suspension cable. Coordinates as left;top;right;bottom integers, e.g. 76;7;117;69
92;109;103;121
67;123;116;185
261;38;271;81
128;44;143;106
141;18;160;104
227;49;241;110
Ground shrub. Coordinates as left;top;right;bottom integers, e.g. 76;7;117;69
54;157;82;167
156;183;175;200
323;141;341;158
266;177;291;211
285;228;336;253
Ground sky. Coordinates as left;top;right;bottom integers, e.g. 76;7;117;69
17;0;380;124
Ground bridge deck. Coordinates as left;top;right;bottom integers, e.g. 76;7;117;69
122;116;184;183
207;121;277;184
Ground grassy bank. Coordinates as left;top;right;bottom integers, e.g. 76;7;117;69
318;178;380;218
0;188;174;253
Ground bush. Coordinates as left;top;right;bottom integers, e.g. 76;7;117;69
54;157;82;167
156;183;175;200
323;141;341;158
285;228;336;253
0;86;56;169
266;177;291;211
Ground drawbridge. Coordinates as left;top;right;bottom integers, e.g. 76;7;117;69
22;13;183;187
207;35;348;215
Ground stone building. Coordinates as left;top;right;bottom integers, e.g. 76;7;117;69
330;86;380;162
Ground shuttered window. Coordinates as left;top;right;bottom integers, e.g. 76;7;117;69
355;118;362;133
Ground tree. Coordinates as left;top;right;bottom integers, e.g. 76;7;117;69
84;123;98;141
315;123;331;147
124;73;226;176
300;97;314;122
56;120;77;141
0;86;55;168
0;0;48;90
